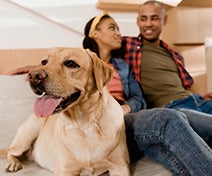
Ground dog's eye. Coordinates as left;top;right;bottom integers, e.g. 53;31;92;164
41;59;48;65
64;60;80;68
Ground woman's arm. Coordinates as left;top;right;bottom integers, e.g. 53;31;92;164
125;64;147;113
113;58;147;113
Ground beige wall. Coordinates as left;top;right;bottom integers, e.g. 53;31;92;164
161;6;212;93
206;46;212;92
0;49;48;74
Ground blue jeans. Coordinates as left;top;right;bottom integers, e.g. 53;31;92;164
165;94;212;113
164;94;212;148
124;108;212;176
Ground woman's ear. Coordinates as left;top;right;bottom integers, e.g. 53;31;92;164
91;30;98;39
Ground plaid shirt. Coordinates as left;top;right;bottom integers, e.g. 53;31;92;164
122;34;193;89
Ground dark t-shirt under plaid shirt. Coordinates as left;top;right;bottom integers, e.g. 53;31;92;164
122;34;193;90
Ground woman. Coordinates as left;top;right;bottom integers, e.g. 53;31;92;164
82;13;212;176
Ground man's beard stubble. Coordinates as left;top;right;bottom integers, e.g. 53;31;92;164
142;36;159;43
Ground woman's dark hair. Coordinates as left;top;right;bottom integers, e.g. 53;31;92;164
83;15;111;58
82;15;125;59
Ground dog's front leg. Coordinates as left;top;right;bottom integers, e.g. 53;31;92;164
109;165;131;176
6;114;44;172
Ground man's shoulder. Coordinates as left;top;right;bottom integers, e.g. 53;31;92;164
122;36;138;40
122;36;141;47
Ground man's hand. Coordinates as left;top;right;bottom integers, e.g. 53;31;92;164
200;92;212;100
6;65;36;76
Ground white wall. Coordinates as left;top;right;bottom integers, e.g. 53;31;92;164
0;0;138;49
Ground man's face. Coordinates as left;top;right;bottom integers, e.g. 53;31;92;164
137;3;167;44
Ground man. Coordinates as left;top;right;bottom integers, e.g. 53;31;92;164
122;0;212;147
123;0;212;111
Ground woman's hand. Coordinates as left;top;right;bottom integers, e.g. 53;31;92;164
121;104;131;115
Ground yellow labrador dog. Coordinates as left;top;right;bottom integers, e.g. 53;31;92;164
1;47;130;176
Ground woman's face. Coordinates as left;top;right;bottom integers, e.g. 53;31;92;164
93;17;122;51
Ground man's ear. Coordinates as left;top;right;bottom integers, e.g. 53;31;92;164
163;15;168;25
136;16;139;27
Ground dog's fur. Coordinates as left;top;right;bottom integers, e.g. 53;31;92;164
0;48;130;176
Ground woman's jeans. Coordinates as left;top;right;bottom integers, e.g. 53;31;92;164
124;108;212;176
164;94;212;148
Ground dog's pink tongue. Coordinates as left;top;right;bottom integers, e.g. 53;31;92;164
34;95;62;118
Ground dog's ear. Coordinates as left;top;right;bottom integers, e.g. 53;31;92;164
85;49;113;94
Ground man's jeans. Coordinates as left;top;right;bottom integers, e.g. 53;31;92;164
165;94;212;148
124;108;212;176
165;94;212;113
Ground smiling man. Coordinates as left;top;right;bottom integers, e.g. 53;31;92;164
122;0;212;150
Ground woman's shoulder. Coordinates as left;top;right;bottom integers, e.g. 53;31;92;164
111;58;130;73
112;58;128;65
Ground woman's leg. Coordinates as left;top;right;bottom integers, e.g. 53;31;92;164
144;144;188;176
125;108;212;176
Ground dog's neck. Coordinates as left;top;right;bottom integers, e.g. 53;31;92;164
62;88;108;127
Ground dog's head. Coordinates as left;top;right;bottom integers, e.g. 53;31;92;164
28;47;113;118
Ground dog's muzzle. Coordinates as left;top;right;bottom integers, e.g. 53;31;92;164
28;69;81;118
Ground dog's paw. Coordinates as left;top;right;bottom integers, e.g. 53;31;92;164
5;158;22;172
80;167;93;176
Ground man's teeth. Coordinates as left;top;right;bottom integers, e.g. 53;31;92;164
146;30;153;34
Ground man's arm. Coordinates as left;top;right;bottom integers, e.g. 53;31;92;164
200;92;212;100
6;65;36;75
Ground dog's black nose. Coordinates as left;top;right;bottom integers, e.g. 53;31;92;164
28;69;48;84
28;69;48;95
